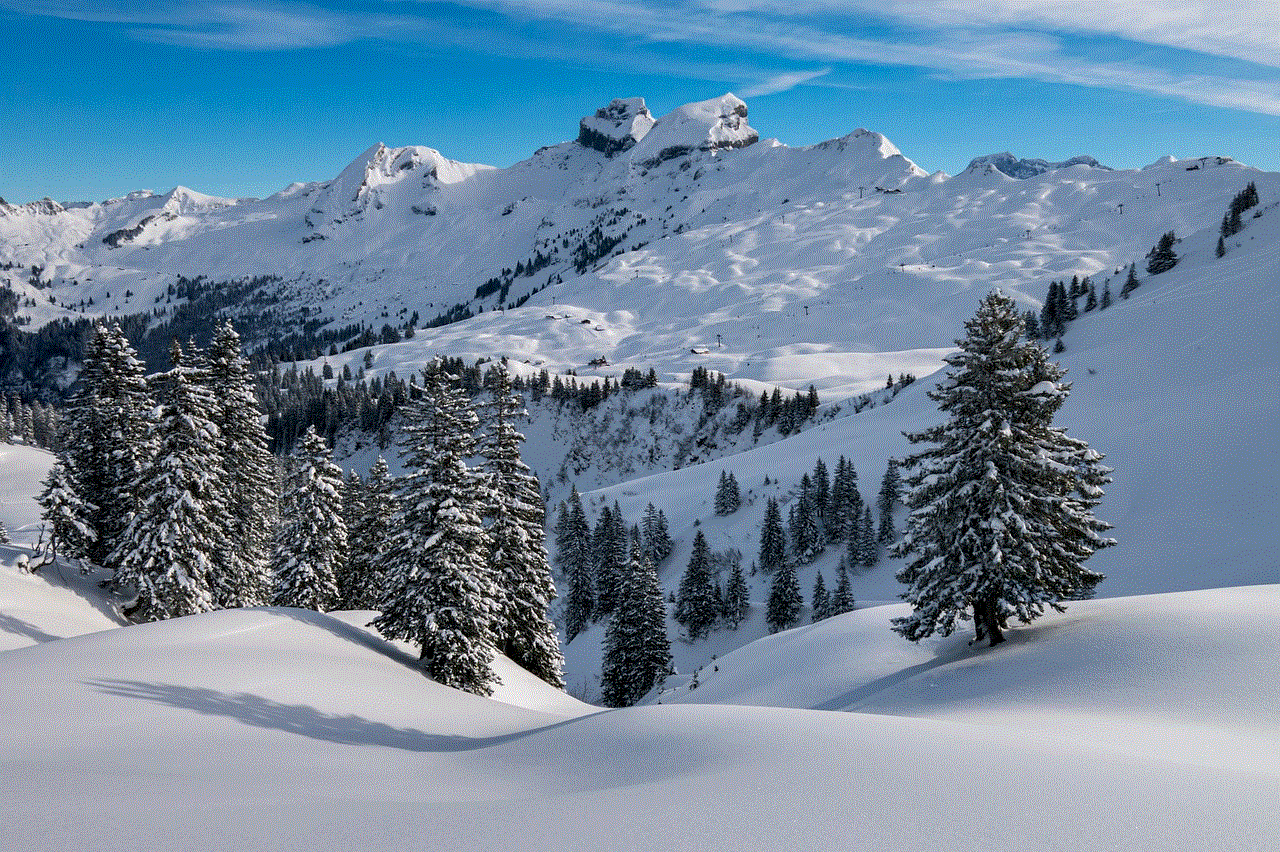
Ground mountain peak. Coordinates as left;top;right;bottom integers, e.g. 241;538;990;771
578;97;656;156
631;93;759;166
965;152;1109;179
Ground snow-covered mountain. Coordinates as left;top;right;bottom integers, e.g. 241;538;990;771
3;91;1280;849
6;92;1268;394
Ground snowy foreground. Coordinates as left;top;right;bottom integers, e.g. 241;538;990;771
2;455;1277;851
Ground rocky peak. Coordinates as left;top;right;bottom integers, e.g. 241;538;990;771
577;97;656;156
966;152;1109;179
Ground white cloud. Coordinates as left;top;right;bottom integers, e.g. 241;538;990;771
8;0;1280;115
739;68;830;97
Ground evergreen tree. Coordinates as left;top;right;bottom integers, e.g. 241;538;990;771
757;497;787;574
674;530;717;640
766;561;802;633
112;342;227;622
1100;281;1113;309
372;362;500;695
592;504;627;618
858;505;877;567
35;458;96;567
480;366;564;688
1084;280;1097;312
271;426;346;612
1120;263;1140;299
831;557;856;615
1146;231;1179;275
789;485;823;564
812;458;830;529
877;458;900;545
811;572;830;622
206;322;275;607
892;291;1115;646
642;503;672;565
342;456;396;610
1216;235;1226;258
1023;310;1040;340
722;561;750;629
60;324;153;570
0;519;8;544
600;545;672;707
558;488;595;642
714;470;741;515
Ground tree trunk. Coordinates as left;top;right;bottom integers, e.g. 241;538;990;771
976;596;1006;646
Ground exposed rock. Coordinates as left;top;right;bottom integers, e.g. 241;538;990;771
578;98;656;156
965;152;1110;179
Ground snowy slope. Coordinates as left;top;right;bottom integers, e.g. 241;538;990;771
0;579;1275;851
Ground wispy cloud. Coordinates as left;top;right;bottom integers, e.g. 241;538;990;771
7;0;1280;115
740;68;830;97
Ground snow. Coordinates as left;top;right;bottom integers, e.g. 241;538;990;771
3;92;1280;849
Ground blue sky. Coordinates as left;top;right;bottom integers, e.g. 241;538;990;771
4;1;1278;203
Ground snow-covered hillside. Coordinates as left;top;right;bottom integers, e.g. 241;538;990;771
2;91;1279;850
0;490;1275;851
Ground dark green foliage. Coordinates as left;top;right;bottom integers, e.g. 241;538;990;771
206;322;275;607
113;342;228;622
830;557;855;616
480;365;564;688
714;470;741;515
272;426;346;612
877;458;900;545
757;497;787;574
1145;231;1178;275
722;562;750;628
810;572;830;622
892;291;1114;646
1120;263;1140;299
372;361;500;696
766;561;802;633
557;488;595;643
600;547;672;707
674;530;718;640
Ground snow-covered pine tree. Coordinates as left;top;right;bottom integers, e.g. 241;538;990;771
877;458;900;545
892;290;1115;646
766;559;802;633
342;456;396;610
338;470;367;606
592;503;627;618
723;561;750;629
372;361;500;695
1120;263;1140;299
479;365;564;688
714;470;741;515
600;544;672;707
1146;231;1179;275
674;530;717;640
271;425;346;612
111;342;228;622
35;457;96;567
812;458;829;532
788;485;822;564
831;557;855;615
205;321;275;607
642;503;672;565
558;488;595;643
61;323;153;570
811;572;830;622
757;497;787;574
858;505;877;567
